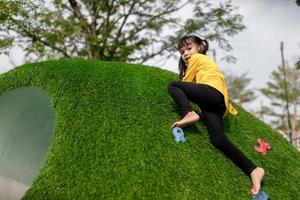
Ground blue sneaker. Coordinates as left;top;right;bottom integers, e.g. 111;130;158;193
251;190;269;200
172;127;186;143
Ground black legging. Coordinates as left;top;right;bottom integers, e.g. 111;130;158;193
167;80;256;176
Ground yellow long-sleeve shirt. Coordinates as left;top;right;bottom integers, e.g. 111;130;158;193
182;54;237;116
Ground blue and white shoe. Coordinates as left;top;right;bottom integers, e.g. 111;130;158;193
251;190;269;200
172;127;186;143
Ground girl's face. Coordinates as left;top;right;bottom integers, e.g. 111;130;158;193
179;41;202;63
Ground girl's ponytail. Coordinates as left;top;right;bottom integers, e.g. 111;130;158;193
201;39;209;55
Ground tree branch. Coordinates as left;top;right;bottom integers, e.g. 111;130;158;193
116;0;137;40
121;3;184;43
68;0;90;33
91;5;101;34
138;43;173;64
20;28;71;58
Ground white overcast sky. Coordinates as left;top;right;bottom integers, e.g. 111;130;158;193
0;0;299;111
226;0;300;89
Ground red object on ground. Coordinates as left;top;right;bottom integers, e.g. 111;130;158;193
255;138;271;155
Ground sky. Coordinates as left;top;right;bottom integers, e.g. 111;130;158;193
0;0;299;111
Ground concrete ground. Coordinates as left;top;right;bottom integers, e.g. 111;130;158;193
0;177;29;200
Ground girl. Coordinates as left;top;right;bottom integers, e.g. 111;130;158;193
167;35;265;195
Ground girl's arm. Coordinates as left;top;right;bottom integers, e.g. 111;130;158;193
182;54;203;82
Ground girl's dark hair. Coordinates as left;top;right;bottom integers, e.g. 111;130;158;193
178;35;209;79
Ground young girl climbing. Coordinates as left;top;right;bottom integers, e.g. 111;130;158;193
167;35;265;195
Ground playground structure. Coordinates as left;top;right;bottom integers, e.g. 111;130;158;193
0;60;299;199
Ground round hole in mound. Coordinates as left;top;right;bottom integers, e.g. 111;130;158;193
0;87;55;200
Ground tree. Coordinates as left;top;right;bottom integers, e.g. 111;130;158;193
296;44;300;69
260;65;300;147
224;71;256;106
0;0;245;63
296;0;300;6
296;59;300;69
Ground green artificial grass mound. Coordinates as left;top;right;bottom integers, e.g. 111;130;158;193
0;60;299;199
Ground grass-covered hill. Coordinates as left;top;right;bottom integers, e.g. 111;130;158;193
0;60;300;199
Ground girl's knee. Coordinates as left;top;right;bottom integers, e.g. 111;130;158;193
169;80;180;86
167;80;179;92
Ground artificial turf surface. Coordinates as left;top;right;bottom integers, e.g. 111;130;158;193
0;60;299;199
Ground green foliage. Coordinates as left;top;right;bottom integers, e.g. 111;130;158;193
224;71;255;104
296;59;300;69
0;37;13;55
0;60;299;199
0;0;245;63
260;66;300;129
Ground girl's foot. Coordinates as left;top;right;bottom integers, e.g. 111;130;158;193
171;111;200;128
250;167;265;195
